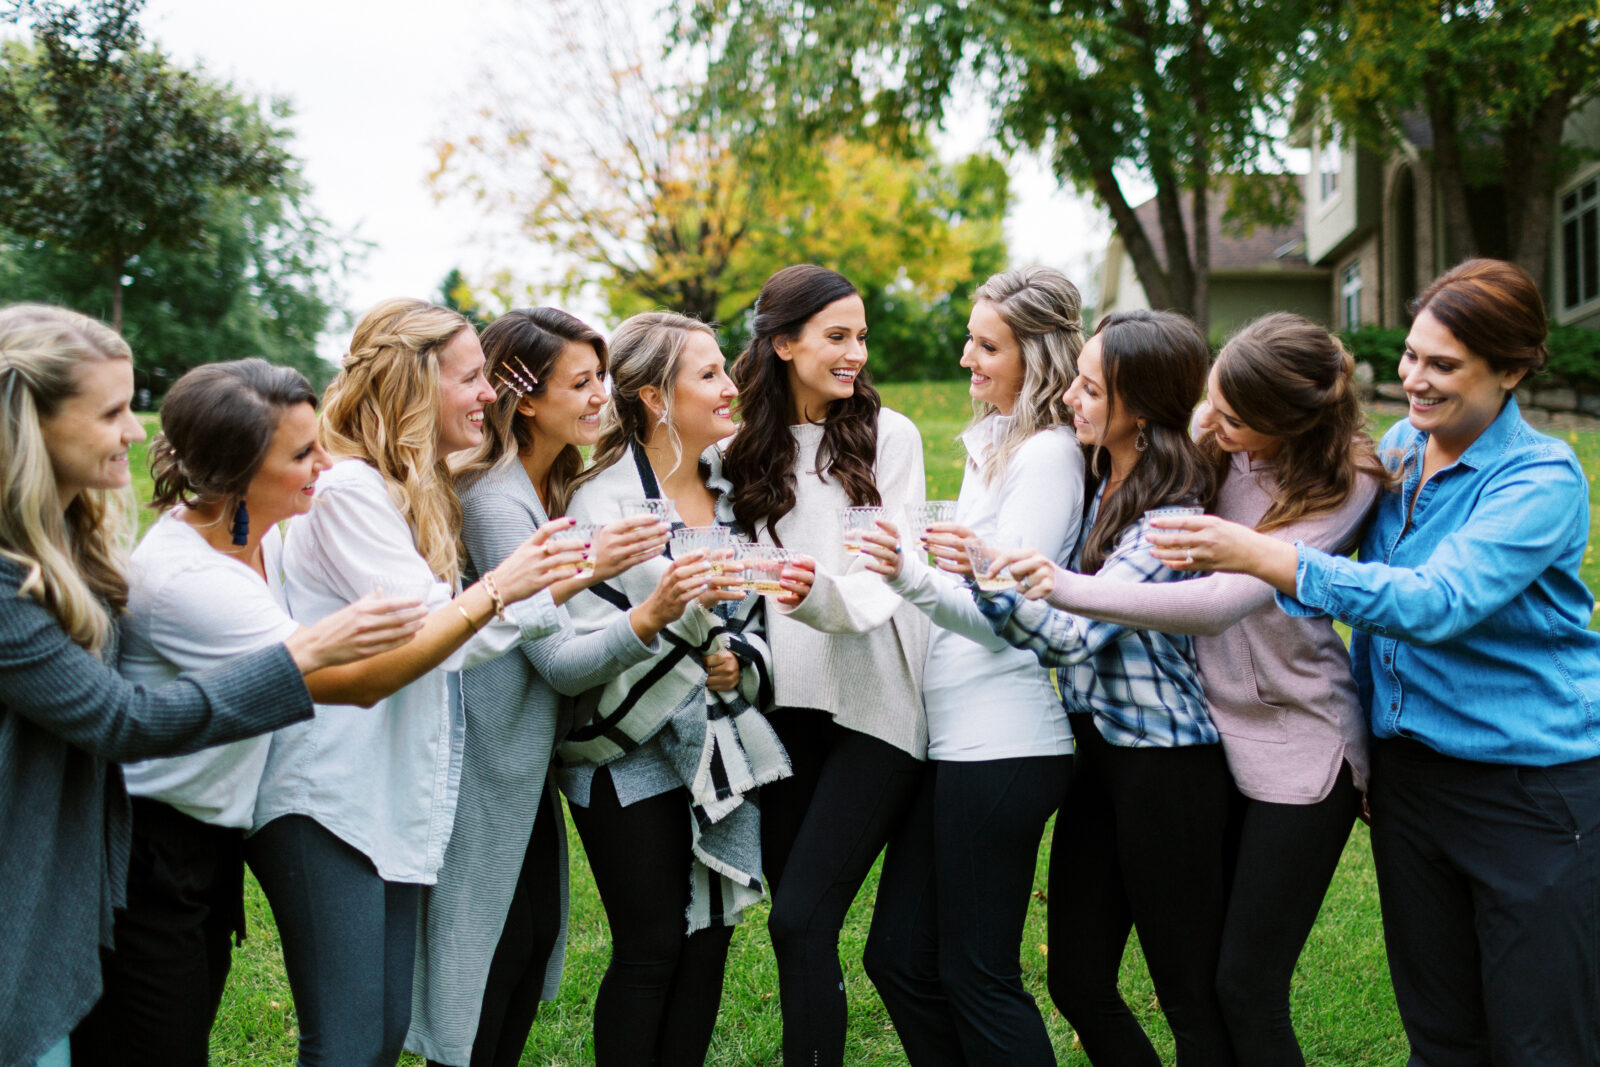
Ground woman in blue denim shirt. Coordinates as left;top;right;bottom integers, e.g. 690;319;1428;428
1151;259;1600;1065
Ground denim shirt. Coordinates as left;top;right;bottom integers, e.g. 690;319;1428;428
1280;397;1600;766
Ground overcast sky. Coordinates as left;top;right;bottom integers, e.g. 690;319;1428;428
134;0;1110;350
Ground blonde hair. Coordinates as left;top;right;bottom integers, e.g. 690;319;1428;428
967;267;1084;485
320;298;473;584
0;304;135;652
569;312;716;498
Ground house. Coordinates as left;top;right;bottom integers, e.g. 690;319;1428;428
1297;98;1600;331
1096;176;1331;337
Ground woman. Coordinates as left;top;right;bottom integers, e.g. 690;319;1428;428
854;266;1083;1065
410;308;705;1067
0;307;420;1067
720;263;929;1067
974;309;1230;1066
1000;312;1386;1064
248;298;591;1067
557;311;783;1066
1152;260;1600;1064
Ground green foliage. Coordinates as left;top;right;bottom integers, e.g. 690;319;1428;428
679;0;1313;327
1340;327;1410;384
0;0;294;329
438;268;494;330
0;1;354;399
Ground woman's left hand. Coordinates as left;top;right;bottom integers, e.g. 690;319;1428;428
588;516;670;582
703;649;740;692
924;523;977;577
859;519;904;579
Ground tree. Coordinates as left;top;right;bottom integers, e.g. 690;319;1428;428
0;0;289;330
678;0;1310;334
1313;0;1600;290
430;0;1008;371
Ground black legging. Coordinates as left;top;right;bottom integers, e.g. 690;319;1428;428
1051;714;1234;1067
428;788;565;1067
759;707;926;1067
1215;766;1360;1067
567;766;734;1066
865;755;1070;1066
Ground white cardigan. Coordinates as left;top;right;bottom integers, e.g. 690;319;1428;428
887;417;1081;760
257;459;558;883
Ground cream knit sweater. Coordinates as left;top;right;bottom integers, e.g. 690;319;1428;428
753;408;931;758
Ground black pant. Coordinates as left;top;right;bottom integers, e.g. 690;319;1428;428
1051;714;1234;1067
1370;738;1600;1067
429;787;564;1067
567;767;734;1066
245;815;421;1067
759;707;925;1067
1215;766;1360;1067
865;755;1070;1066
73;798;245;1066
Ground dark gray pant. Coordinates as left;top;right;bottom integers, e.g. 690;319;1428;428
245;815;421;1067
1371;738;1600;1067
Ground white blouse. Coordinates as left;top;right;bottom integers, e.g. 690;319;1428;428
255;459;558;883
887;417;1081;760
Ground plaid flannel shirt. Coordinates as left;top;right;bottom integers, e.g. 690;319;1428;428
975;498;1217;749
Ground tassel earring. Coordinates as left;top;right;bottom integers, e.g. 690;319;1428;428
230;500;250;546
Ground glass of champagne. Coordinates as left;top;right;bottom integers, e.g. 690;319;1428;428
963;539;1019;592
903;500;958;557
618;497;680;524
838;506;887;555
548;522;598;577
743;545;796;596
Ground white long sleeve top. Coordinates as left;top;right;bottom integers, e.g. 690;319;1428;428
887;417;1082;760
761;407;931;757
255;458;558;883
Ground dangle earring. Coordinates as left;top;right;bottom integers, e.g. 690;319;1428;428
230;499;250;546
1134;424;1148;452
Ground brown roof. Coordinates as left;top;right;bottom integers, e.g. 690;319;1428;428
1128;176;1319;273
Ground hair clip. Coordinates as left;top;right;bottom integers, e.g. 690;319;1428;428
494;356;540;397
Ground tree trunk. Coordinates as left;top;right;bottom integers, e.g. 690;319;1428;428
1503;91;1573;296
1187;6;1212;338
107;260;124;334
1424;82;1478;265
1091;167;1181;316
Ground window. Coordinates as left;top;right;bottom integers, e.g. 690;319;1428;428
1318;128;1343;203
1561;174;1599;313
1341;261;1362;330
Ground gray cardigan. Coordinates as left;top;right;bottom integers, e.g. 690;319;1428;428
405;460;658;1066
0;557;312;1067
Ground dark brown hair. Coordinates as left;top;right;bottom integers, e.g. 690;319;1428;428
724;264;881;543
149;359;317;512
1203;313;1394;531
1080;309;1213;574
460;306;609;516
1410;258;1549;376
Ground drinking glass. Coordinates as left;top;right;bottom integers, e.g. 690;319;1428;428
618;497;680;525
903;500;958;554
742;545;796;596
838;506;887;555
963;539;1019;592
1140;505;1203;550
548;521;599;577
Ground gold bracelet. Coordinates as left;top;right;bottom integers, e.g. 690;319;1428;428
455;603;481;632
481;572;508;620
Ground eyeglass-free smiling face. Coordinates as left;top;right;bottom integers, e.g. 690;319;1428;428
39;357;145;505
436;329;497;454
1400;307;1525;454
518;342;608;449
962;299;1025;415
776;294;868;423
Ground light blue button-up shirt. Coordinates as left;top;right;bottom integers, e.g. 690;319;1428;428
1280;397;1600;766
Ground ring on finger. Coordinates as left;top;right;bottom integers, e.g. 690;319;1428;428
1185;548;1194;565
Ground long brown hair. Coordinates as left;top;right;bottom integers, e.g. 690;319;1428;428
459;306;609;516
319;298;473;584
724;264;881;543
1202;313;1393;531
1079;310;1213;574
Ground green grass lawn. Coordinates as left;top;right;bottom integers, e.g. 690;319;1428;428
118;382;1600;1064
